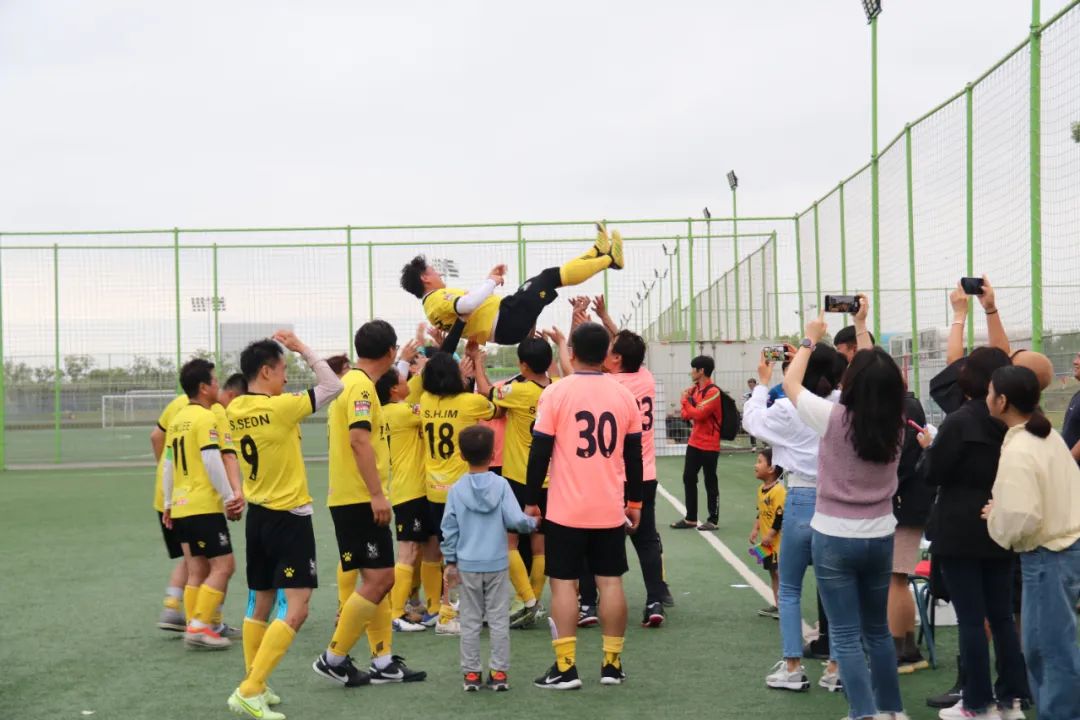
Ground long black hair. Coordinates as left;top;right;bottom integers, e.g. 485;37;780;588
422;352;466;397
958;346;1011;400
839;347;906;464
990;366;1051;438
804;344;844;398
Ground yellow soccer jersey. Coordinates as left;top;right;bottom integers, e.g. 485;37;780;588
210;403;236;455
756;481;787;557
165;402;226;518
422;288;500;344
328;369;390;507
384;401;425;505
154;393;190;512
492;376;550;486
420;391;496;503
228;390;315;511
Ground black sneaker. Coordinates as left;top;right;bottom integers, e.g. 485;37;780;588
600;662;626;685
803;637;830;660
661;586;675;608
312;652;371;687
462;671;482;692
641;602;665;628
369;655;427;684
577;604;599;628
534;663;582;690
486;670;509;691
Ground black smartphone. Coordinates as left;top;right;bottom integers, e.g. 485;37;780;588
960;277;985;295
762;345;787;362
824;294;860;314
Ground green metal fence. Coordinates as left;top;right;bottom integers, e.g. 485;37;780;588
3;0;1080;466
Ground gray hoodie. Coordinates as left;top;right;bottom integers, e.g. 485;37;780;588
440;471;537;573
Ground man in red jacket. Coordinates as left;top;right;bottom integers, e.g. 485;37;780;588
670;355;723;531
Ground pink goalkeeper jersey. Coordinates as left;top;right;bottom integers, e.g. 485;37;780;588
534;371;643;529
613;368;657;482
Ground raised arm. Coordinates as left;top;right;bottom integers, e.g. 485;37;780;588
978;276;1010;356
783;313;828;408
454;265;505;315
274;330;344;409
543;327;572;378
592;295;619;338
946;283;968;365
854;293;873;351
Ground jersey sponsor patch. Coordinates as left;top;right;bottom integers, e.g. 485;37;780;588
208;428;219;441
354;400;372;417
495;384;513;400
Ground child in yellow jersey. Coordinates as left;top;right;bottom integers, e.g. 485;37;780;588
374;366;432;633
418;352;496;635
160;359;245;650
748;448;785;619
398;223;625;350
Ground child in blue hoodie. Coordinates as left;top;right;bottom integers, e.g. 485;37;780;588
441;425;538;692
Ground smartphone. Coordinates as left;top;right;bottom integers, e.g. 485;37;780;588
762;344;787;362
824;294;860;314
960;277;985;295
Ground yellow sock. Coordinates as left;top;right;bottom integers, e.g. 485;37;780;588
183;585;199;624
164;595;181;611
337;563;359;613
508;550;536;604
329;593;379;657
367;596;393;658
242;618;268;674
193;585;225;625
211;604;223;626
239;619;295;697
559;254;611;287
391;563;414;620
553;637;577;672
602;635;625;669
530;554;546;601
421;561;443;615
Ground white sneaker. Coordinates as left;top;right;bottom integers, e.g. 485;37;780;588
435;618;461;636
765;660;809;691
819;668;843;693
874;714;911;720
392;617;427;633
184;624;232;650
939;699;1003;720
998;699;1025;720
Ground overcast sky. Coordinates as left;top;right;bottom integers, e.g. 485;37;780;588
0;0;1067;232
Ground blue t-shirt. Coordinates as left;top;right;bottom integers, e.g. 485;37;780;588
1062;388;1080;456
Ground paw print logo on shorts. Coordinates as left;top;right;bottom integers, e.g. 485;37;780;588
197;541;206;548
284;567;295;578
342;551;352;563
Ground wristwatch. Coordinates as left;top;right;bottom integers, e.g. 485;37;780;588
800;338;814;350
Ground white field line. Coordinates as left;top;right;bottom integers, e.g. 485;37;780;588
656;482;814;637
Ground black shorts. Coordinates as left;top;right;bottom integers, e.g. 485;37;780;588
763;554;778;572
172;513;233;559
330;502;395;571
246;503;318;590
508;481;547;534
544;520;628;580
158;511;183;559
428;500;446;542
492;267;562;345
393;496;434;543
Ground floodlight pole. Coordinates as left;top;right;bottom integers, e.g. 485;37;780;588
870;11;881;338
1030;0;1043;350
704;210;713;340
732;183;741;341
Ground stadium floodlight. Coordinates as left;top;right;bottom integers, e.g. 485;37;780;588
703;207;711;220
727;171;738;190
861;0;881;24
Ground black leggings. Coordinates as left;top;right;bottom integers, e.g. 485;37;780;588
580;482;668;605
682;445;719;524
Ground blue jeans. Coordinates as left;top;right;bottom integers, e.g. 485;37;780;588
778;487;816;659
812;530;903;719
1021;541;1080;720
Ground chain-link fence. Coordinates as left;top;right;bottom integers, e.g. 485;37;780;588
3;1;1079;466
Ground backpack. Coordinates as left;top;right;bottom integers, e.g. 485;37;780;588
702;383;741;441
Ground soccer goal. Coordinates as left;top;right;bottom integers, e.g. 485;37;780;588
101;390;176;428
